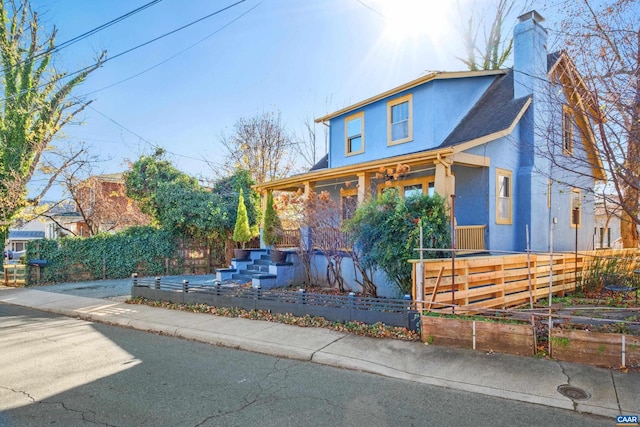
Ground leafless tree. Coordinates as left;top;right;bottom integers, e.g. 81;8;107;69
291;114;328;172
456;0;532;70
549;0;640;247
220;111;294;184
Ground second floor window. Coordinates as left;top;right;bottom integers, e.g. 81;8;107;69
345;112;364;155
562;106;574;156
388;94;412;145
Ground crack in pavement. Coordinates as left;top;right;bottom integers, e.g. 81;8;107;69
610;370;623;414
194;358;299;427
0;385;36;403
40;400;116;427
310;334;346;361
557;361;578;410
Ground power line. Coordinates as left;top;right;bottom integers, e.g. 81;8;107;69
1;0;164;78
81;2;261;97
84;103;217;165
47;0;164;56
0;0;248;103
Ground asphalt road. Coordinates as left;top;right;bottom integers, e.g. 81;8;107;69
0;304;611;427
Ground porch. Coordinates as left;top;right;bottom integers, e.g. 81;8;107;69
277;225;486;252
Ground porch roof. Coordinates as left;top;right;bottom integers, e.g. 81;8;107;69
254;147;455;192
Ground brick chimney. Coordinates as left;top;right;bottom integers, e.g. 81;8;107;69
513;11;548;99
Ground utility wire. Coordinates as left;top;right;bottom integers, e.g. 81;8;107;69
46;0;164;56
104;0;246;64
0;0;247;103
82;2;261;97
85;103;217;164
1;0;164;77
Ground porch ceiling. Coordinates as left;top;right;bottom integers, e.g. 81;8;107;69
254;148;457;192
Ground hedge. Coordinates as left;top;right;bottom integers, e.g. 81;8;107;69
26;226;180;284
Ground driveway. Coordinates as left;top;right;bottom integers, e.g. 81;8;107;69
29;274;218;301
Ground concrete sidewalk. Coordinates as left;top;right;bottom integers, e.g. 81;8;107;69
1;286;638;419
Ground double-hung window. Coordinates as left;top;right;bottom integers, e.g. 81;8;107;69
496;169;512;224
387;94;412;145
345;112;364;156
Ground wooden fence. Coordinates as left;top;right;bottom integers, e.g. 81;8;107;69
277;229;301;248
3;264;27;287
411;252;584;312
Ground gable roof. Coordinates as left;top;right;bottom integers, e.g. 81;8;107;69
315;69;507;123
440;70;530;148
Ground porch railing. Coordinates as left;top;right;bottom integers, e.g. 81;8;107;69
456;225;486;251
313;228;352;251
282;225;485;252
278;229;301;248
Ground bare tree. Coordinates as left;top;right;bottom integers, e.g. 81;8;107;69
220;111;294;184
35;146;149;236
551;0;640;247
291;114;327;172
457;0;531;70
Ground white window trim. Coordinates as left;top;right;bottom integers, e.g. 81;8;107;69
387;94;413;146
496;168;512;225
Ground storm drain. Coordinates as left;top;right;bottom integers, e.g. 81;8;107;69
557;384;591;401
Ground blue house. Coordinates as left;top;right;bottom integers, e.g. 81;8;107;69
255;11;604;294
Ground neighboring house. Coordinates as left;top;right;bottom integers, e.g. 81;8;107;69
4;203;78;256
5;230;44;255
593;195;625;249
4;172;149;255
72;172;149;236
256;11;604;258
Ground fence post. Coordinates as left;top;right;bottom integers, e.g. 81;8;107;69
155;276;161;290
298;288;307;305
131;272;138;287
103;258;107;280
215;280;221;296
182;280;189;293
348;292;356;308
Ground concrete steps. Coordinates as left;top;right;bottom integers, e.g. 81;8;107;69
215;249;294;289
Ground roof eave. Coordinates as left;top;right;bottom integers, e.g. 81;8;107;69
315;69;507;123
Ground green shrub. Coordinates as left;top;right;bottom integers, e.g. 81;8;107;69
344;190;450;295
26;226;178;284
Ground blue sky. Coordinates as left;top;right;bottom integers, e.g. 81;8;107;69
28;0;557;196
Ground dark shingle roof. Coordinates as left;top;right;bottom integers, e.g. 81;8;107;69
309;153;328;171
439;70;530;148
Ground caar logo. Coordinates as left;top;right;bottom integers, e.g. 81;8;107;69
617;415;639;426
